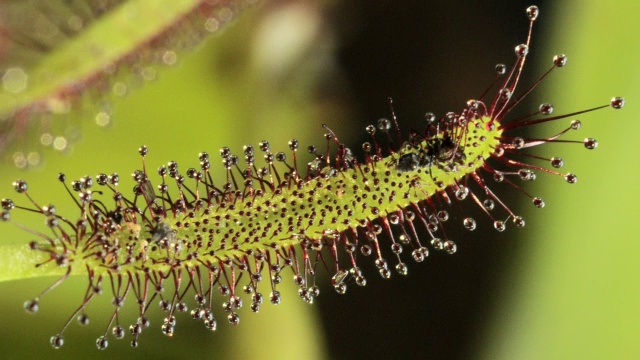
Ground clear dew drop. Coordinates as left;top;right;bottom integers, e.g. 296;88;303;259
293;274;305;286
176;301;189;313
512;137;525;148
443;240;457;254
493;220;506;232
374;258;388;270
219;146;231;158
539;103;554;115
2;67;28;93
395;263;408;276
526;5;539;20
228;313;240;325
162;50;178;66
431;238;443;250
411;249;424;262
584;138;598;149
112;325;125;339
191;309;204;320
95;111;111;127
12;152;24;169
129;324;142;336
610;97;625;109
112;82;127;96
203;309;215;322
271;274;282;284
229;296;242;310
2;198;15;210
553;54;567;67
50;334;64;349
391;243;403;254
424;112;436;123
437;210;449;222
377;118;391;132
141;66;157;81
483;199;495;210
495;63;506;75
195;293;207;305
365;124;376;136
205;319;218;331
299;287;313;304
398;234;410;244
499;88;512;100
250;302;260;313
96;336;108;350
161;323;174;337
164;315;176;327
13;179;28;193
532;197;545;208
565;173;578;184
378;268;391;279
345;243;356;253
252;292;264;305
518;169;536;181
515;44;529;58
204;17;220;32
270;291;281;305
77;314;90;326
550;157;564;168
455;186;469;200
570;120;581;130
513;216;526;228
388;214;400;224
463;217;477;231
23;299;39;313
334;283;347;294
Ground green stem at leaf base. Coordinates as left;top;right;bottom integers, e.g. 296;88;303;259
0;244;77;283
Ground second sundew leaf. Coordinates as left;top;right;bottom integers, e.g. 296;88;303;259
19;0;214;111
0;0;254;163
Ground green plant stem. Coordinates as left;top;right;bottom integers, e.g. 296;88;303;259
0;243;78;282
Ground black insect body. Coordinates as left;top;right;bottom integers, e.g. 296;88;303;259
395;135;466;173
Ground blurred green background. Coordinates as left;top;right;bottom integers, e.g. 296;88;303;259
0;1;638;359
